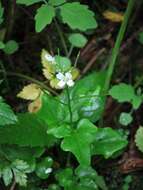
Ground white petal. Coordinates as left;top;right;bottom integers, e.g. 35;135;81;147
67;80;74;87
58;80;66;88
45;54;55;62
56;72;65;80
65;72;72;80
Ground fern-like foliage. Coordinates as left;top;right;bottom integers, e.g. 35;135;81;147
0;96;17;126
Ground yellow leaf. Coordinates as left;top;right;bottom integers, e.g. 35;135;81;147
41;49;56;68
28;98;42;113
17;83;41;100
103;10;124;22
71;67;80;80
41;49;56;80
50;78;61;89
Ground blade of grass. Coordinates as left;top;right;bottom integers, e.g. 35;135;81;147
104;0;136;94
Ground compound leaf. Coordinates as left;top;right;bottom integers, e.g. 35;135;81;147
0;96;17;126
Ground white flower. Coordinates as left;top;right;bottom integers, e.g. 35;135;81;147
56;72;74;88
45;53;55;63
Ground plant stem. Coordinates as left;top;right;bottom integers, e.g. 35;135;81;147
66;87;73;125
66;86;73;167
67;45;74;58
9;179;16;190
0;70;58;95
54;19;68;56
104;0;136;94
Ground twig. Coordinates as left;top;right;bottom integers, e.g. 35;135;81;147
81;48;106;76
0;70;58;96
9;179;16;190
54;19;68;56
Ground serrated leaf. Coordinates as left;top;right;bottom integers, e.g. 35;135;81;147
0;113;55;147
17;83;42;100
48;0;66;6
92;128;128;158
13;169;27;186
68;33;87;48
3;40;19;54
35;5;55;32
103;10;124;22
60;2;97;31
119;112;133;126
0;96;17;126
135;127;143;153
61;119;97;166
16;0;42;6
2;168;13;186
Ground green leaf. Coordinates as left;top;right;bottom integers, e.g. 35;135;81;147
61;119;97;166
3;40;19;54
0;113;55;147
55;55;71;72
132;95;142;109
0;96;17;126
47;124;71;138
13;168;27;186
109;83;135;103
60;71;106;123
35;5;55;32
119;112;133;126
0;145;44;162
36;93;70;127
2;168;13;186
56;168;74;187
68;33;87;48
16;0;42;6
109;83;142;110
48;184;61;190
75;166;108;190
48;0;66;6
135;126;143;153
92;128;128;158
36;157;53;179
60;2;97;31
0;41;5;49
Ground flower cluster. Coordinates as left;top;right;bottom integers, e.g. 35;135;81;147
41;49;79;89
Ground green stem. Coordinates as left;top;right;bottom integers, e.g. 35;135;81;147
67;45;74;58
66;87;73;125
66;86;73;167
104;0;135;93
54;19;68;56
0;70;58;95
